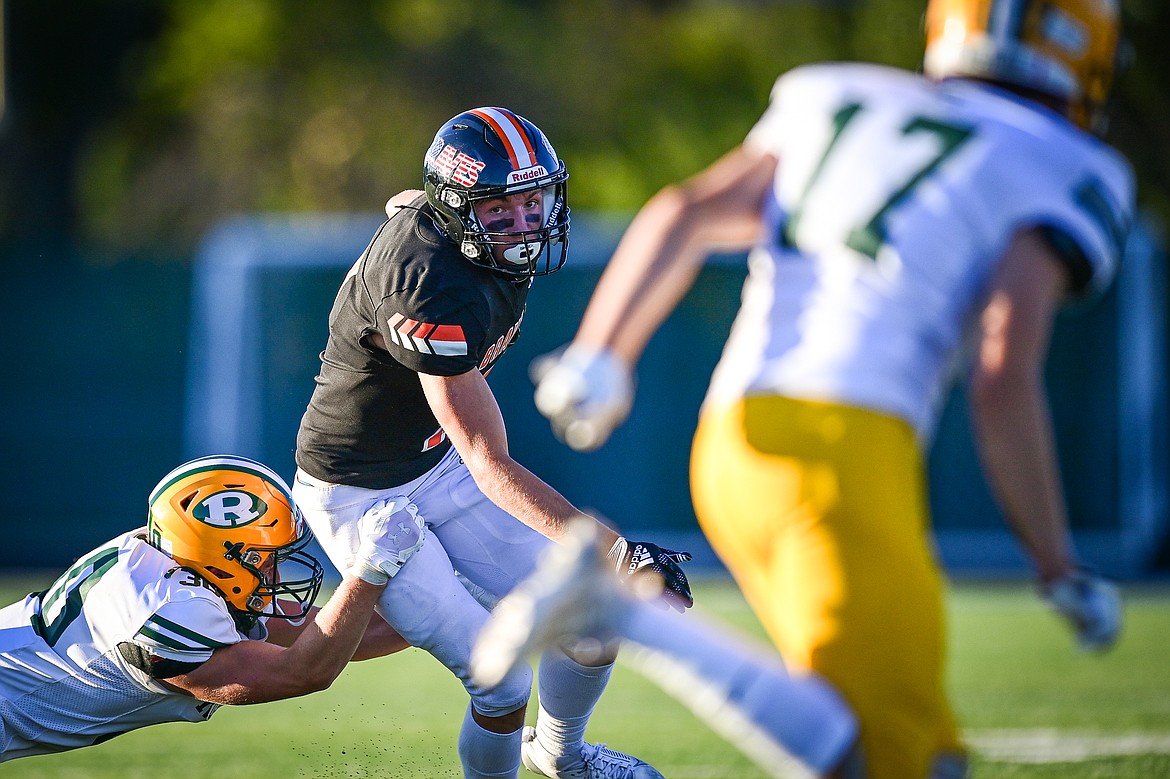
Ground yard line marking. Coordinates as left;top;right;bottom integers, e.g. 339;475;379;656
965;729;1170;763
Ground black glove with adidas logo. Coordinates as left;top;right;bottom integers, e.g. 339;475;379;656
607;537;694;612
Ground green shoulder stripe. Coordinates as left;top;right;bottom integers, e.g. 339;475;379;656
142;613;233;651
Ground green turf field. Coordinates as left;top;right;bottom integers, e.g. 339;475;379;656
2;574;1168;778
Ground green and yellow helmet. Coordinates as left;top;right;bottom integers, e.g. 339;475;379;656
925;0;1123;130
147;455;323;621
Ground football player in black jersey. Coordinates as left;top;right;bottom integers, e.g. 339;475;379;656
292;107;692;779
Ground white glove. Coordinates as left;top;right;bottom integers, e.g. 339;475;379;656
1041;570;1122;652
352;497;425;585
532;345;634;452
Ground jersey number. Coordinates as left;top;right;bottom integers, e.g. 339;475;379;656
781;102;974;260
32;547;121;646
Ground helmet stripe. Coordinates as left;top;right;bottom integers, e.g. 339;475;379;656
149;455;294;506
469;107;538;171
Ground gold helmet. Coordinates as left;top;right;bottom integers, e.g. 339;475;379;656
147;455;323;621
924;0;1122;129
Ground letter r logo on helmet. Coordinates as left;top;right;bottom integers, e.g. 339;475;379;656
192;490;267;528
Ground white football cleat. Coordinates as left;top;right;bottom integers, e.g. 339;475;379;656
470;519;627;689
521;726;665;779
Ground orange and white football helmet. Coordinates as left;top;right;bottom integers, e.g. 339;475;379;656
924;0;1122;129
147;455;323;621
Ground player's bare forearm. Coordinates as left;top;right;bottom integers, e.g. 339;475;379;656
474;451;620;548
970;229;1077;582
971;371;1075;581
269;576;388;684
577;146;775;362
266;595;405;660
169;577;387;705
576;187;706;361
419;368;620;547
350;612;410;660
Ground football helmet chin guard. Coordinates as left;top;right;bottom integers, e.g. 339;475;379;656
924;0;1122;130
146;455;324;622
424;107;570;278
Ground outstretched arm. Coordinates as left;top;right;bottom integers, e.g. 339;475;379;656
419;368;618;548
968;227;1076;582
533;145;776;452
164;576;396;705
264;605;407;661
969;226;1121;651
577;145;776;362
163;498;425;703
420;368;692;609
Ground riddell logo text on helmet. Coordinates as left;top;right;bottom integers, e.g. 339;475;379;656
507;166;548;185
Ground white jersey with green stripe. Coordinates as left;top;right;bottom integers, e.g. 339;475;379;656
0;529;251;761
706;62;1134;440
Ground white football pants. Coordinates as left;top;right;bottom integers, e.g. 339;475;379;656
292;446;551;717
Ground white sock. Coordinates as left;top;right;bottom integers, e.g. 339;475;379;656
533;650;613;762
457;703;523;779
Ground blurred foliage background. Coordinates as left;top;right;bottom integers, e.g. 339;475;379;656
2;0;1167;257
1;2;1167;572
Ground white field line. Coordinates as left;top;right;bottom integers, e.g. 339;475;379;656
965;729;1170;763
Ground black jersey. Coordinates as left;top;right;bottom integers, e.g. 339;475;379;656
295;195;529;488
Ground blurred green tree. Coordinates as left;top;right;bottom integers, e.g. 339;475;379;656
1;0;1166;252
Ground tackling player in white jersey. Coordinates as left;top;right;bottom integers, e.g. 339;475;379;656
519;1;1133;777
0;455;422;762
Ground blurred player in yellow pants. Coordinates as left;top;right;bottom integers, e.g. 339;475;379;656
527;1;1132;776
691;397;958;776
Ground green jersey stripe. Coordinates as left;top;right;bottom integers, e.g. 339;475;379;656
39;547;121;614
141;616;231;650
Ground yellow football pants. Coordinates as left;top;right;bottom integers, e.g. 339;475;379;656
690;395;963;779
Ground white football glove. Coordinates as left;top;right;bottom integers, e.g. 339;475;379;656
532;345;634;452
352;497;425;585
1041;570;1122;652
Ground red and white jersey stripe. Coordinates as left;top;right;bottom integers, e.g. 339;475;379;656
421;428;447;452
386;313;468;356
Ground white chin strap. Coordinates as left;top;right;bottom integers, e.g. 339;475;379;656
503;240;544;266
